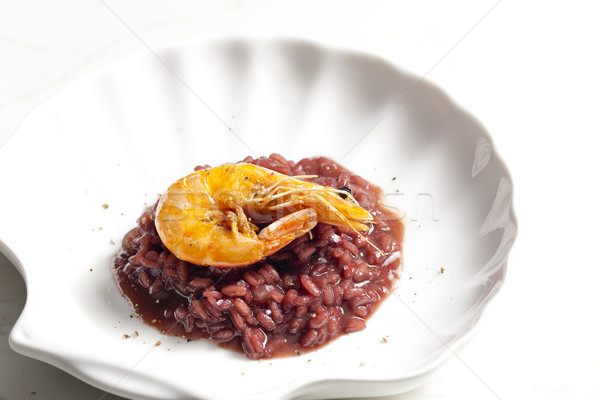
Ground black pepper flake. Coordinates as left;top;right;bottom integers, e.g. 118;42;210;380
294;350;302;356
244;176;249;180
392;177;397;181
187;339;192;342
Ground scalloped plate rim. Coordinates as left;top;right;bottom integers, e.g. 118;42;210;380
0;33;516;400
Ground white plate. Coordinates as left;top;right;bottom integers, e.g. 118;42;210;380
0;35;516;400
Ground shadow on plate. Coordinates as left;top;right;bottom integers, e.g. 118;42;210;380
0;251;126;400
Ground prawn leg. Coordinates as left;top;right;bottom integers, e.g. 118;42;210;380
258;208;318;254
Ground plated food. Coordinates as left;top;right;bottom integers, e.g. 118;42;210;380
2;36;515;400
113;154;404;359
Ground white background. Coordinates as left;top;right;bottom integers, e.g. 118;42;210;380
1;1;599;399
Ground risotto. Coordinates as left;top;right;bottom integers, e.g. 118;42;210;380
113;155;403;359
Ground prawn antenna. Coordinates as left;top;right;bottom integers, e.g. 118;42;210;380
314;193;384;256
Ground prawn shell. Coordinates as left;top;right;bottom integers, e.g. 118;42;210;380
155;164;267;267
154;163;374;268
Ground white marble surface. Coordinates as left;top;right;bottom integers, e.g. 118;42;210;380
1;1;599;399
